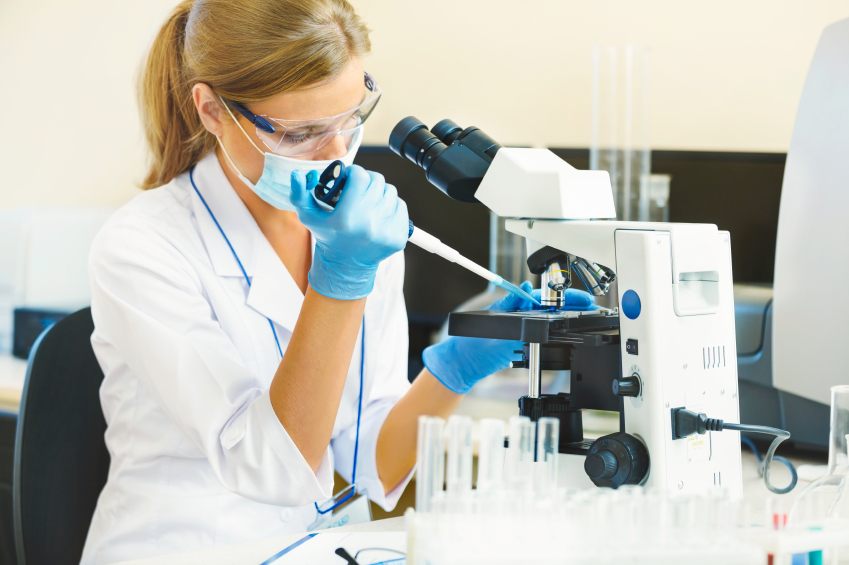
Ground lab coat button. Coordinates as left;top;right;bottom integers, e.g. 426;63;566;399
280;508;294;521
221;426;241;449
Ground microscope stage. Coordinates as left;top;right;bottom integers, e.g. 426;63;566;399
448;308;620;344
499;307;617;319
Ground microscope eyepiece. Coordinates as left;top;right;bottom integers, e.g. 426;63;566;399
388;116;502;203
431;119;463;144
388;117;446;168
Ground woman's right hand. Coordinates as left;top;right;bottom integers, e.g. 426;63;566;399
290;166;409;300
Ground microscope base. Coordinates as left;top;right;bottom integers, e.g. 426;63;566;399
556;452;598;490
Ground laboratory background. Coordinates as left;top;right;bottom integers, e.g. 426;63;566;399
1;0;849;564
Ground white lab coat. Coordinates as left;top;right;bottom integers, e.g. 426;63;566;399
80;152;412;565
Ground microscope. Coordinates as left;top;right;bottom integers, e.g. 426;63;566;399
389;117;745;499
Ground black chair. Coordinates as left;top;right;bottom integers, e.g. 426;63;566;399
13;308;109;565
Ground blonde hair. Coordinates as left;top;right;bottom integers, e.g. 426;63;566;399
138;0;371;189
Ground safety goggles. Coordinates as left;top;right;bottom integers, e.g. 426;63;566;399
223;72;381;157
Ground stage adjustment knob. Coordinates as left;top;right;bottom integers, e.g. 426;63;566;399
612;374;641;397
584;432;650;488
585;450;618;480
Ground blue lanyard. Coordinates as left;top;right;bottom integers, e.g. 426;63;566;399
190;167;363;515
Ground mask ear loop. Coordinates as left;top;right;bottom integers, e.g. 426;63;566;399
214;137;251;186
215;96;268;189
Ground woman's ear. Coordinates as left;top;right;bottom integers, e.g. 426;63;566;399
192;83;225;137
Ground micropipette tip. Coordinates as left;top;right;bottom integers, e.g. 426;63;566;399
495;278;541;307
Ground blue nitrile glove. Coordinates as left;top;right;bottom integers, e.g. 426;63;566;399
290;166;409;300
423;281;598;394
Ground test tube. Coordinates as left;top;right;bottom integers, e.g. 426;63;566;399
535;417;560;498
416;416;445;513
445;415;473;495
477;418;506;492
506;415;535;492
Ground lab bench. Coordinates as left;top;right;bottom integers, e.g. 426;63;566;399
0;359;830;565
114;448;825;565
0;355;26;414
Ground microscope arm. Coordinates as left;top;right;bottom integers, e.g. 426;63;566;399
506;219;725;317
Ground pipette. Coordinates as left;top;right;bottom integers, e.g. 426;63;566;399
406;224;539;304
314;161;541;306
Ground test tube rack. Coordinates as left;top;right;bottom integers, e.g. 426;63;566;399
408;415;849;565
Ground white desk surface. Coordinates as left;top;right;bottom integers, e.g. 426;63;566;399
118;516;406;565
0;356;827;563
116;449;825;565
0;353;26;412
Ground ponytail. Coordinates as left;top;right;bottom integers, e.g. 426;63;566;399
138;0;371;189
139;1;210;189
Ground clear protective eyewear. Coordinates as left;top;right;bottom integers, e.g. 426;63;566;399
223;72;380;157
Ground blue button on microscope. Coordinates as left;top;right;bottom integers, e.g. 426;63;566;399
622;290;641;320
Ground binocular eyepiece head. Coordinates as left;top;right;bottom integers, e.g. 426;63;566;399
388;117;452;169
388;117;502;203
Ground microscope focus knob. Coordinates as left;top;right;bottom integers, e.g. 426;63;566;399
585;450;618;480
584;432;650;489
612;374;641;397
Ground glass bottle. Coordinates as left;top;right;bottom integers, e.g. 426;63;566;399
789;385;849;527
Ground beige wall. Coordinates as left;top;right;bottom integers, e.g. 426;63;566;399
356;0;848;151
0;0;846;208
0;0;177;208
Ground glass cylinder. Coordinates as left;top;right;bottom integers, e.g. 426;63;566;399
789;385;849;526
644;173;671;222
445;415;473;495
591;44;651;222
416;416;445;513
505;415;536;492
477;418;506;492
535;417;560;498
825;385;849;475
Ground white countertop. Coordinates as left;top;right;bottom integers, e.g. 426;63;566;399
114;448;827;565
0;353;27;412
117;516;407;565
2;352;831;564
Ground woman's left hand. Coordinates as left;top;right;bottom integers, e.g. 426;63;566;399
290;166;409;300
422;281;597;394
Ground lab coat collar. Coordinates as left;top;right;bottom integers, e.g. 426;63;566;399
246;235;305;332
189;151;307;332
190;152;259;278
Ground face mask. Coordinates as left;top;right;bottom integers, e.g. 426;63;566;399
216;102;363;211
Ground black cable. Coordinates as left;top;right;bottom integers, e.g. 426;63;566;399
672;408;797;495
723;422;797;494
335;548;360;565
740;435;798;494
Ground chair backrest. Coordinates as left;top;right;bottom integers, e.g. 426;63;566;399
772;17;849;406
13;308;109;565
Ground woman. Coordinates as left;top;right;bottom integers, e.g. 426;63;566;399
81;0;594;562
